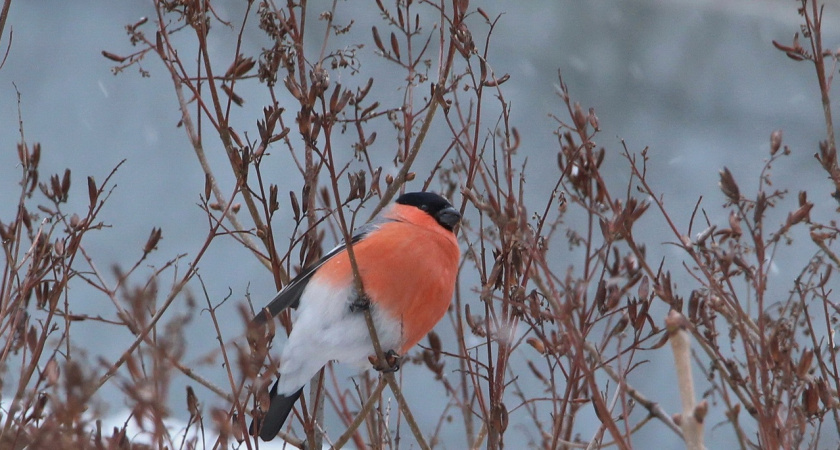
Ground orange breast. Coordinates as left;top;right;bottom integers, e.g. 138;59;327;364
311;214;459;353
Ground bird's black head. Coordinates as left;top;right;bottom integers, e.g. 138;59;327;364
396;192;461;231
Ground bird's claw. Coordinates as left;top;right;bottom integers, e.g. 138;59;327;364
350;294;371;312
369;349;401;373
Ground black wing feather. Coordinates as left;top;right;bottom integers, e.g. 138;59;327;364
251;228;372;325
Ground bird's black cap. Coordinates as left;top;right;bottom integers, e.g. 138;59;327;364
396;192;461;231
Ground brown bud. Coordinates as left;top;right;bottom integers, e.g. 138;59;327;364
526;337;545;354
45;358;60;387
693;400;708;423
204;173;212;200
390;32;401;60
144;227;162;255
798;348;814;378
572;102;587;131
186;386;200;417
770;129;783;155
718;167;740;203
54;238;65;257
729;210;742;237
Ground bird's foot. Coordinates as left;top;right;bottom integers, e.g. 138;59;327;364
350;294;371;312
369;349;401;373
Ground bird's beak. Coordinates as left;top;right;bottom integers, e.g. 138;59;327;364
436;206;461;231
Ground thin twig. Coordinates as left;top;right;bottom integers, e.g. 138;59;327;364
331;379;387;449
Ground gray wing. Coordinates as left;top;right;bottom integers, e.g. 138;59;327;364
251;225;377;325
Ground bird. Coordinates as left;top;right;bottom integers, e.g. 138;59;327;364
249;191;462;441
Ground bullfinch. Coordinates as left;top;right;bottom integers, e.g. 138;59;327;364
250;191;461;441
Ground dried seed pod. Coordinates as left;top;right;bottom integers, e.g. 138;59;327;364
101;51;127;62
638;275;650;300
357;78;374;102
718;167;740;203
390;32;400;60
156;30;163;54
802;382;820;416
204;173;212;200
484;73;510;87
364;131;377;147
269;184;279;213
221;84;244;106
284;76;303;101
60;169;71;202
361;101;380;119
289;191;300;221
372;27;384;53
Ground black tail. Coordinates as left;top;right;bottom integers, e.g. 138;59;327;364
250;379;304;441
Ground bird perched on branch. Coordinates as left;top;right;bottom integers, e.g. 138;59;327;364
250;191;462;441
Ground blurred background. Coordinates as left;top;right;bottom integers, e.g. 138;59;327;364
1;0;839;447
